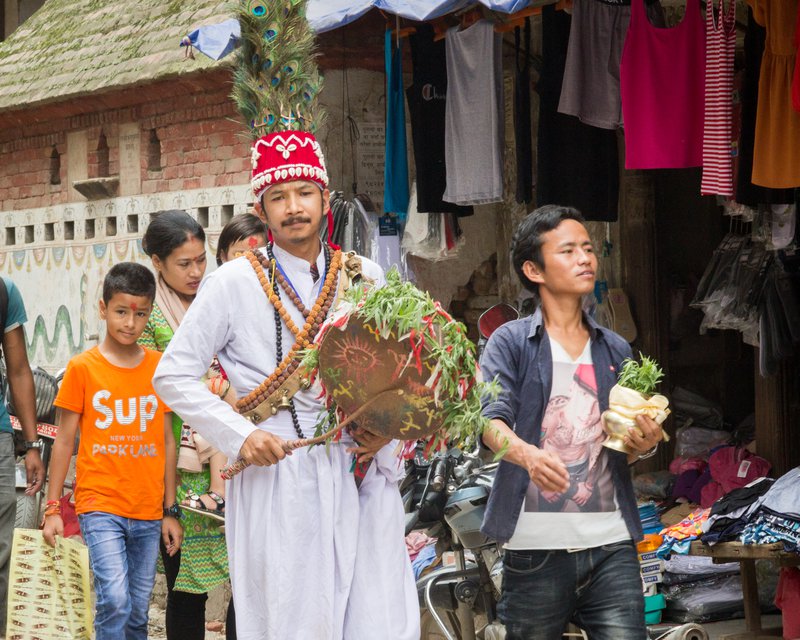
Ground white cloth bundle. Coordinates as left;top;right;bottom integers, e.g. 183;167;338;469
605;385;671;439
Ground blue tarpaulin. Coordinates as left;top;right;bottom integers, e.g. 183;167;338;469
183;1;541;59
307;0;540;33
181;18;240;60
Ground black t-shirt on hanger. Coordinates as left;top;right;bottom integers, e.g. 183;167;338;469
537;4;620;222
406;24;473;217
515;19;534;205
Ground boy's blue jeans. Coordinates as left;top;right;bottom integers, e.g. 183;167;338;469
79;512;161;640
498;541;646;640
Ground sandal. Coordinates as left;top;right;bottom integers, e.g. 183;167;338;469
181;491;225;522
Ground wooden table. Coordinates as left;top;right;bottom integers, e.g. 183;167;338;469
689;541;799;640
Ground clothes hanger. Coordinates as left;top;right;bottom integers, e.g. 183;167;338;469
458;7;484;30
494;6;542;33
380;10;416;40
431;17;451;41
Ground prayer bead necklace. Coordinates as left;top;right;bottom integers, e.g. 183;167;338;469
237;245;340;424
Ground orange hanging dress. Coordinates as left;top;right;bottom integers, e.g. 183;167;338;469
749;0;800;188
793;0;800;112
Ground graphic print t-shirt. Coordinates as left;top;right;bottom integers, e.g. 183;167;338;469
506;339;630;550
55;346;170;520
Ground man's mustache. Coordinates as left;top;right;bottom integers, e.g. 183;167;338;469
282;216;312;227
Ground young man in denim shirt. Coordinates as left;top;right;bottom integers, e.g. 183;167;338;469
480;206;663;640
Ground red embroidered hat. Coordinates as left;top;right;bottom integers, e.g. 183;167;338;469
250;131;329;200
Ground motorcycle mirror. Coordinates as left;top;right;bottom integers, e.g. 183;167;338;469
478;303;519;340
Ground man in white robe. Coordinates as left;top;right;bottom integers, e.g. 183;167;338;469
153;131;419;640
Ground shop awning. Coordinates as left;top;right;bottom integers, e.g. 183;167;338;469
181;0;542;61
307;0;539;33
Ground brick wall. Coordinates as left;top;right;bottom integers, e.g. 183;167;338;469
0;69;251;212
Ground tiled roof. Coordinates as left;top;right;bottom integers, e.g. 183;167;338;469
0;0;233;111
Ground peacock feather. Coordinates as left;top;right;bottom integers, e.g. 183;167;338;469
232;0;325;139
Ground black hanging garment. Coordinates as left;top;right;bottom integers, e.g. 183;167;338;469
735;9;795;206
514;19;534;204
537;5;620;222
406;24;473;217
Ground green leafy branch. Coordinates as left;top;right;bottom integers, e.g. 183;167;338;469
617;352;664;396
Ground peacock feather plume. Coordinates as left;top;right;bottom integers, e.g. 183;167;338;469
233;0;325;139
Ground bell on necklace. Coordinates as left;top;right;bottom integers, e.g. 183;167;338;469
299;377;311;390
277;392;293;411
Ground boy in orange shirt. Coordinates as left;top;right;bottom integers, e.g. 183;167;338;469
43;262;183;640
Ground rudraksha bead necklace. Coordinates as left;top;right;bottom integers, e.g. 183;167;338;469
237;244;340;422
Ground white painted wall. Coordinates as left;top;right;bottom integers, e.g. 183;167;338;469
0;185;252;371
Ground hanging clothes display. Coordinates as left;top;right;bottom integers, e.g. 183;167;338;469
442;20;504;206
514;19;533;204
384;29;410;218
406;25;473;216
558;0;666;129
735;9;796;205
691;232;800;376
558;0;631;130
401;182;462;262
537;4;620;222
794;6;800;112
749;0;800;188
620;0;706;169
700;0;736;196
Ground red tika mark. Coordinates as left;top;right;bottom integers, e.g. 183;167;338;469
130;303;138;311
248;236;259;249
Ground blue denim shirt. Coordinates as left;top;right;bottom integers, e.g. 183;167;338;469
479;308;643;545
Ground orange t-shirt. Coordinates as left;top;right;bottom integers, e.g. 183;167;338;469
55;346;171;520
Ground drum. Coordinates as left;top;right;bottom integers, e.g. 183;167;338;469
317;317;443;441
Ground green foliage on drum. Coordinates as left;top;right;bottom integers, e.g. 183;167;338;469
305;268;499;453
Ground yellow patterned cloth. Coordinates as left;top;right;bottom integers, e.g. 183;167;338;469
7;529;93;639
139;303;229;594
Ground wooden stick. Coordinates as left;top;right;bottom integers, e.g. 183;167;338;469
221;389;405;479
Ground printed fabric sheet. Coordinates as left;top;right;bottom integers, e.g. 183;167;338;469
6;529;93;639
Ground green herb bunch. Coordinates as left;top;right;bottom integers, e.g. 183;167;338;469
617;353;664;396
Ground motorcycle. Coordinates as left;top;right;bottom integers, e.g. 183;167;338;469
475;303;519;360
400;303;519;640
402;303;523;640
405;446;504;640
5;366;62;529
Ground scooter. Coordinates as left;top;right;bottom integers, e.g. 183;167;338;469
7;366;61;529
407;447;504;640
402;304;521;639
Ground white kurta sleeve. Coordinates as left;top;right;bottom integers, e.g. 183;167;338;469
153;269;256;460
